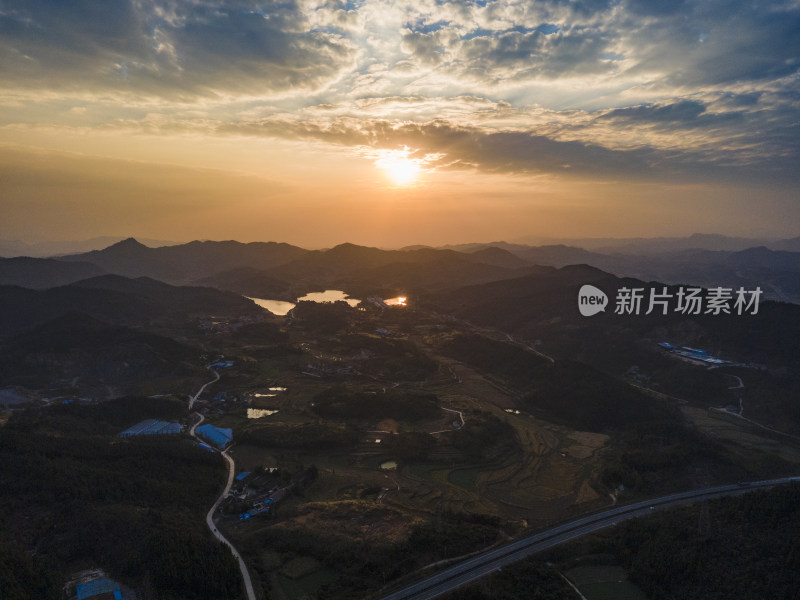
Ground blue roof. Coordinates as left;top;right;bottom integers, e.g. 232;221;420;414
76;578;121;600
119;419;180;437
681;346;707;354
236;471;251;481
196;424;233;449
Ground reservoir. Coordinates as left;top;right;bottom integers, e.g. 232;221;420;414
247;408;280;419
297;290;361;307
248;289;360;315
249;290;407;316
248;297;295;316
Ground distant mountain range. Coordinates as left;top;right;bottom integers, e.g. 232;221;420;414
422;239;800;304
0;236;179;258
49;238;537;299
1;234;798;304
506;233;800;253
57;238;308;283
426;265;800;372
1;236;798;417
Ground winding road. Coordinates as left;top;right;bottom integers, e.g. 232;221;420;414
375;476;800;600
189;368;220;410
188;373;257;600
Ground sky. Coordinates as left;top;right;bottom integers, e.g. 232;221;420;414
0;0;798;248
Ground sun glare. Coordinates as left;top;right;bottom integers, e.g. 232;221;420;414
385;296;407;306
375;147;422;186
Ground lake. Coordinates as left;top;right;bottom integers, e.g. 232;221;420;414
248;289;360;315
249;290;408;315
247;408;280;419
247;297;295;316
297;290;361;307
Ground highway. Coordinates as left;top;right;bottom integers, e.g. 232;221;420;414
375;476;800;600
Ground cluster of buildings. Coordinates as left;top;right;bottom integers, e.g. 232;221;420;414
228;466;317;522
361;297;389;309
231;470;287;520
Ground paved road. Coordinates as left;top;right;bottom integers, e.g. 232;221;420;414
188;376;257;600
189;368;220;410
375;476;800;600
728;375;744;389
205;445;257;600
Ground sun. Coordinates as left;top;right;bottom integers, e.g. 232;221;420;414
375;147;422;186
382;158;420;186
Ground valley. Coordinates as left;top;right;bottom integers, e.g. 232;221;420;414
1;239;798;600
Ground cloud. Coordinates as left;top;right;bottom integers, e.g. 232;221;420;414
0;0;357;98
2;0;798;104
597;99;746;128
217;111;797;184
449;28;614;82
401;29;447;66
617;0;800;88
0;0;797;187
624;0;688;17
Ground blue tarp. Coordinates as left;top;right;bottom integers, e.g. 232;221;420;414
119;419;180;437
196;424;233;449
0;388;27;406
76;578;121;600
210;361;234;369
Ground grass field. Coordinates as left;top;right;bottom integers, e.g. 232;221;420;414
280;556;323;579
211;325;675;598
564;565;648;600
448;467;480;491
275;569;336;600
682;406;800;464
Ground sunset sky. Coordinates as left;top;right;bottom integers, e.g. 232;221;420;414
1;0;798;248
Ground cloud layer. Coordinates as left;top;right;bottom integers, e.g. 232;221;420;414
1;0;798;184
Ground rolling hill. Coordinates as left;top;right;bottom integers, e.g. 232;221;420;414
0;257;107;289
60;238;308;283
0;275;263;335
0;313;203;393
